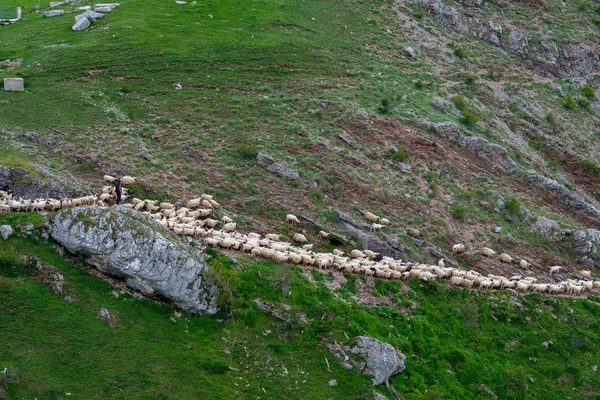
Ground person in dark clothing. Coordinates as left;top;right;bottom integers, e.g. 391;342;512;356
115;178;123;205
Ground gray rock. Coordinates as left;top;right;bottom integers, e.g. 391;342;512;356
75;5;92;11
94;2;119;9
97;307;113;327
4;78;24;92
338;133;357;148
396;162;409;173
43;10;65;17
373;393;389;400
0;165;79;199
50;206;219;314
523;170;600;224
256;153;300;180
404;47;416;58
94;6;112;12
72;17;90;31
494;226;502;233
350;336;406;385
505;29;528;55
434;122;463;141
0;225;13;240
50;1;65;7
459;136;517;173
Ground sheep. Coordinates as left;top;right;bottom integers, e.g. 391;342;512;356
362;211;380;222
265;233;280;241
186;198;201;208
519;259;531;269
222;216;233;224
285;214;300;224
481;247;496;257
204;218;219;228
549;266;562;274
452;244;466;254
222;222;237;232
363;250;379;260
293;233;308;243
302;244;314;250
593;281;600;289
581;270;592;279
380;218;390;225
499;253;514;264
332;249;344;257
197;209;211;217
437;259;445;267
318;231;331;240
351;249;366;259
407;227;421;238
450;276;463;286
104;175;116;183
120;176;136;185
131;198;143;206
371;223;385;232
160;202;174;210
201;199;213;209
209;199;220;208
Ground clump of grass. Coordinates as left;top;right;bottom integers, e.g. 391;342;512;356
461;109;479;125
465;74;476;85
504;196;521;216
581;85;595;99
197;360;230;375
577;97;590;109
450;202;467;220
545;112;556;127
454;47;466;59
378;97;393;114
451;95;466;111
564;95;577;110
386;146;410;163
578;159;600;180
236;139;258;160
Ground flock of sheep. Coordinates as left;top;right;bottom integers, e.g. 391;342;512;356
1;179;599;297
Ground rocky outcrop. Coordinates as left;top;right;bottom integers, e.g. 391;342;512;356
0;225;12;240
256;153;300;180
50;206;219;314
0;165;81;199
459;136;517;173
328;336;406;386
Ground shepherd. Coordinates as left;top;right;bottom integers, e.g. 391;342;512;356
115;178;123;205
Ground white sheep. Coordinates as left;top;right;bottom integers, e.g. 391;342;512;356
549;266;562;274
186;198;201;208
221;216;233;224
371;223;385;232
285;214;300;224
437;259;445;267
120;176;136;185
581;270;592;279
318;230;331;240
519;259;531;269
481;247;496;257
265;233;280;241
364;250;379;260
293;233;307;243
380;218;390;225
351;249;366;259
222;223;237;232
452;244;466;254
302;244;314;250
362;211;380;223
103;175;116;183
499;253;514;264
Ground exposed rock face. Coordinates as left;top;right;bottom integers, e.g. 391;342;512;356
459;136;517;173
0;225;13;240
256;153;300;180
328;336;406;386
522;170;600;224
97;307;113;327
50;206;219;314
0;166;80;199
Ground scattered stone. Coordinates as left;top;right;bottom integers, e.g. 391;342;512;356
72;17;90;31
0;225;13;240
63;295;74;302
350;336;406;385
459;136;517;173
97;307;113;327
404;47;416;58
94;6;112;12
50;1;65;7
173;83;182;90
494;226;502;233
94;3;119;10
396;162;409;173
75;6;92;11
256;153;300;180
111;290;119;298
328;379;337;386
50;206;219;314
373;392;388;400
43;10;65;17
3;78;24;92
338;133;357;148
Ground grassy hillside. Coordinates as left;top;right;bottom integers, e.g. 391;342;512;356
2;213;600;399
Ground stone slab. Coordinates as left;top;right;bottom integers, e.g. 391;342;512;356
4;78;24;91
72;16;90;30
43;9;65;17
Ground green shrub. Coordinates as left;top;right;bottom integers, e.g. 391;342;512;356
451;95;466;111
386;146;410;162
578;159;600;180
564;95;576;110
465;74;476;85
581;85;595;99
545;112;556;126
508;102;519;113
197;360;230;375
415;80;425;90
413;8;424;19
461;110;479;125
577;97;590;109
378;97;393;114
450;203;467;221
236;139;258;160
454;47;466;59
505;196;521;216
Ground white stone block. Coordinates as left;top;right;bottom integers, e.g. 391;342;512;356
4;78;24;92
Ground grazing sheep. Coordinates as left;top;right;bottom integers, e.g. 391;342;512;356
332;249;344;256
204;218;219;228
362;211;380;222
481;247;496;257
363;250;379;260
222;222;237;232
581;270;592;279
437;259;445;267
285;214;300;224
104;175;116;183
186;198;201;208
380;218;390;225
302;244;313;250
519;259;531;269
452;244;466;254
201;199;213;209
592;281;600;289
549;266;562;274
197;209;212;217
371;223;385;232
160;202;174;210
120;176;136;185
351;249;366;259
293;233;308;243
407;227;421;238
499;253;513;263
318;231;331;240
222;216;233;224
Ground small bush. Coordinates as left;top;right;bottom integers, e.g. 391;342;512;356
465;74;476;85
197;360;230;375
564;95;577;110
386;146;410;162
378;97;393;114
508;102;519;113
451;95;466;111
454;47;466;59
413;9;424;19
581;85;595;99
577;97;590;109
236;139;258;160
461;110;479;125
272;264;293;296
505;196;521;216
450;203;467;221
415;80;425;90
545;112;556;126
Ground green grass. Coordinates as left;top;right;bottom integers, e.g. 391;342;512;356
2;213;600;399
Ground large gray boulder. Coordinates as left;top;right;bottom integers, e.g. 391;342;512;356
459;136;517;173
51;206;219;314
0;165;80;200
256;153;300;180
72;17;90;31
0;225;13;240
